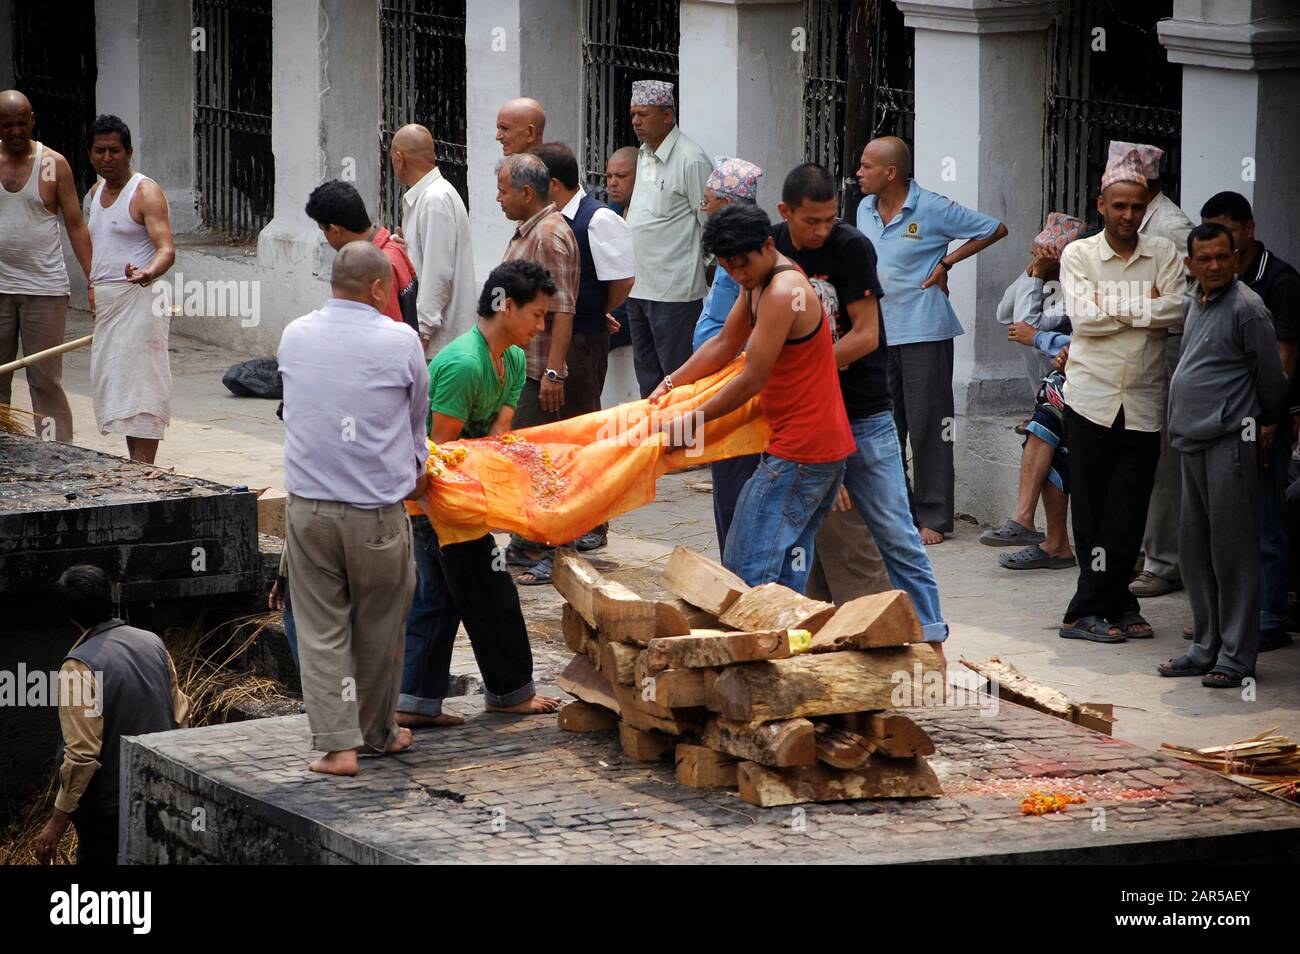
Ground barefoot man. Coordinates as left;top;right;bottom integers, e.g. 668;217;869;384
0;89;93;442
398;260;565;725
277;241;428;775
85;114;176;463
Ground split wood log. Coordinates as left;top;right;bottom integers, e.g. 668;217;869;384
556;655;620;714
865;712;935;758
710;646;939;722
633;655;712;708
675;743;739;788
718;582;835;634
600;639;639;686
736;758;942;807
959;656;1114;735
557;700;619;732
662;546;750;615
814;724;876;769
667;598;724;631
808;590;922;652
553;552;692;644
619;723;674;761
613;682;702;735
700;717;815;767
562;602;596;654
642;628;790;673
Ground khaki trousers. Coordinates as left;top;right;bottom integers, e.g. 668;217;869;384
286;494;414;753
0;293;73;441
807;506;891;604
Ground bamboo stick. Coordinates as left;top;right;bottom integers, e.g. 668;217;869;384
0;334;94;376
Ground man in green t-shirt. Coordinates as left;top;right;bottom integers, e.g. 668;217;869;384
399;261;564;724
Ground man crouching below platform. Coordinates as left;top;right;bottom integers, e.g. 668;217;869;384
651;202;856;593
277;242;428;776
398;260;564;726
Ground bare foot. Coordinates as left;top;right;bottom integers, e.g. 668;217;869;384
919;527;945;545
486;693;565;714
309;749;358;776
396;712;466;728
385;727;414;753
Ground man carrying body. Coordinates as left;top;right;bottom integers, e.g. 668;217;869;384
1057;151;1187;643
306;179;417;328
1158;224;1286;688
399;261;565;724
390;124;476;357
855;136;1007;544
652;203;856;591
0;89;92;442
277;242;426;776
85;115;176;464
496;98;546;156
625;80;711;398
36;565;189;865
775;164;947;649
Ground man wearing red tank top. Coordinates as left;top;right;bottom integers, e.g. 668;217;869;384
651;203;855;590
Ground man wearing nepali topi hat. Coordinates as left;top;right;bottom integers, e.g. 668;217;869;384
1055;148;1187;645
624;79;712;398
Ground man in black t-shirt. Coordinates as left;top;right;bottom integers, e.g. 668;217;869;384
1201;191;1300;652
775;164;948;652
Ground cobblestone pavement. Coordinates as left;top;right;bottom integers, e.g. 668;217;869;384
126;692;1300;864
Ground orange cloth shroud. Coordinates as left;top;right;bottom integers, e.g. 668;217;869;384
419;356;770;545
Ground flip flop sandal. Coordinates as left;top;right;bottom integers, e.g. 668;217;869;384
998;544;1077;570
515;555;554;586
1201;670;1245;689
505;542;541;567
979;520;1046;548
575;529;608;552
1157;655;1213;677
1059;615;1126;643
1114;612;1155;639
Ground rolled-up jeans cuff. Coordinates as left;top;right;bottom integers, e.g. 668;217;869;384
921;622;949;643
485;679;535;708
397;693;443;717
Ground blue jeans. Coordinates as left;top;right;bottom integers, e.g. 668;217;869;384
1259;422;1292;634
724;454;846;591
842;411;948;642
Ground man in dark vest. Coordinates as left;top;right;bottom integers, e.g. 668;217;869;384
36;565;190;864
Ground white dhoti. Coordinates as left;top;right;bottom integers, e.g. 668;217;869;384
90;282;172;439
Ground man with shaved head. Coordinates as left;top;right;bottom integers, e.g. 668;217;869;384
389;123;476;357
0;89;94;441
276;240;430;777
496;98;546;156
855;135;1007;545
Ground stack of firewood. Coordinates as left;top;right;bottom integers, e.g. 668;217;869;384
552;545;945;807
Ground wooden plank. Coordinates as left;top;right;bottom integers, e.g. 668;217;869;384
675;743;739;789
600;639;639;686
643;628;791;673
556;654;620;715
959;656;1073;720
808;590;922;652
553;552;691;645
718;582;836;635
815;724;876;769
634;652;712;708
561;602;596;654
557;700;619;732
619;723;674;761
865;712;935;758
552;550;604;627
700;717;816;767
662;546;750;615
710;646;940;722
736;758;942;807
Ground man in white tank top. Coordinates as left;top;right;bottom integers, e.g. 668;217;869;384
85;115;176;464
0;90;94;442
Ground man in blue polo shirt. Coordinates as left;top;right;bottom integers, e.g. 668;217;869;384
855;136;1007;544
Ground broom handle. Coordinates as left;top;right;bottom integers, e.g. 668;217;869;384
0;334;94;376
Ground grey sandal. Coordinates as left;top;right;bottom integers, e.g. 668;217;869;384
998;544;1076;570
1060;615;1125;643
979;520;1046;548
1157;655;1212;677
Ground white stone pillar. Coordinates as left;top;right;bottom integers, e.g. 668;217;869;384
678;0;803;221
1160;0;1300;264
891;0;1056;417
257;0;381;272
93;0;198;232
466;0;582;282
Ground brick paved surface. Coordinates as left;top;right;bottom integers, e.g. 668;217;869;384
123;692;1300;864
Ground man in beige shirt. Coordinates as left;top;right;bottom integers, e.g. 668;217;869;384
1058;151;1187;644
37;565;190;865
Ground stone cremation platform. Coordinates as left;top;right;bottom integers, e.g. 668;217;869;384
123;692;1300;864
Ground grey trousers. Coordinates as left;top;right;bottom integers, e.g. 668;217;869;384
286;495;415;753
1142;333;1183;581
806;507;891;604
1180;435;1260;678
626;297;702;398
889;339;955;533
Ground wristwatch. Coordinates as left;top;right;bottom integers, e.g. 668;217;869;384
544;368;567;382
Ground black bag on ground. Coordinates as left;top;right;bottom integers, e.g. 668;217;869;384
222;357;283;399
